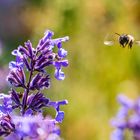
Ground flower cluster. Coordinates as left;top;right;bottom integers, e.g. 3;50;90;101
110;94;140;140
0;30;69;140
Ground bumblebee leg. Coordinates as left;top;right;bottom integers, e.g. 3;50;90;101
122;43;126;48
124;40;129;47
123;40;128;47
129;41;133;49
126;42;129;47
120;42;125;48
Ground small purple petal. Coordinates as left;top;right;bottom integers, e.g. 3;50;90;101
11;49;18;56
30;73;42;89
111;118;126;129
57;41;62;48
23;56;31;71
18;45;29;57
116;107;129;119
0;94;12;114
24;109;33;116
54;69;65;80
27;92;50;111
9;61;17;69
55;111;64;123
54;62;61;69
117;94;133;108
35;61;53;71
44;30;54;40
9;60;23;70
54;60;68;69
53;36;69;45
111;129;124;140
25;40;34;58
16;56;22;64
58;48;67;58
49;100;68;112
11;49;23;59
10;89;20;106
61;60;68;67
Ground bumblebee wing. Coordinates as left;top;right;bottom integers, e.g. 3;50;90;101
104;40;114;46
135;41;140;46
104;33;116;46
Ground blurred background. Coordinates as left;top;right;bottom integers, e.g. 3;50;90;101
1;0;140;140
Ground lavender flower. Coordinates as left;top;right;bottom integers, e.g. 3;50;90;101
0;94;12;114
0;30;69;140
5;114;61;140
49;100;68;123
0;114;15;137
110;94;140;140
0;94;15;137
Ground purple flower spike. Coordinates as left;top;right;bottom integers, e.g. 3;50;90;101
3;30;69;139
111;94;140;140
5;114;61;140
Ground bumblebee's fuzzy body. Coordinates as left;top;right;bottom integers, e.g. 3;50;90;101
116;33;134;48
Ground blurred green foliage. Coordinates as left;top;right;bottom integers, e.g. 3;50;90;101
1;0;140;140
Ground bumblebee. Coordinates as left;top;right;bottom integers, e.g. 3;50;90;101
115;33;134;48
104;33;140;49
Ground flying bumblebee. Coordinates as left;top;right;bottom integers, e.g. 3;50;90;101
104;33;140;49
